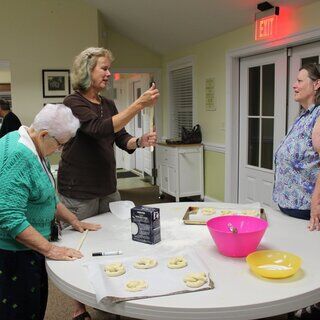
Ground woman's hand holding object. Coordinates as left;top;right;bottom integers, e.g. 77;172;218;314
137;83;159;108
140;132;157;148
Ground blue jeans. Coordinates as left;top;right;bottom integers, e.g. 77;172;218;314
278;206;310;220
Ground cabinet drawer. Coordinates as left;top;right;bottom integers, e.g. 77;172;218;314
178;147;202;154
158;147;176;166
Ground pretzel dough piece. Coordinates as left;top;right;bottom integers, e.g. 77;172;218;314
241;209;260;216
133;258;157;269
104;262;126;277
125;280;148;292
220;210;233;215
183;272;207;288
167;256;188;269
201;208;216;215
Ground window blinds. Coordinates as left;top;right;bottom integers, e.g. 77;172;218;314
170;66;193;139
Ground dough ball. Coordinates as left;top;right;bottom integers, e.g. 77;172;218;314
134;258;157;269
167;256;188;269
104;262;126;277
183;272;207;288
125;280;148;292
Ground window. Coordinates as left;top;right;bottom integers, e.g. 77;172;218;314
247;63;275;170
168;57;194;139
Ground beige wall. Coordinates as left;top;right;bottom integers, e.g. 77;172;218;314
97;11;108;48
107;29;162;68
0;1;161;127
0;0;99;126
0;70;11;83
161;0;320;200
205;151;225;201
0;0;161;167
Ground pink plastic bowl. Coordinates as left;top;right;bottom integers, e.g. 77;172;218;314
206;215;268;257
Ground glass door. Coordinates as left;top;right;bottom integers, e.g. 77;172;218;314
239;50;287;207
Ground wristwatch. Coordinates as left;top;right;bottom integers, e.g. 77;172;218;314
136;137;141;148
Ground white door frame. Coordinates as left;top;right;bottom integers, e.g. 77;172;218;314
225;27;320;203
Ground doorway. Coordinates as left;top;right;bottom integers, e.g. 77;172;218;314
226;30;320;204
111;71;159;185
238;50;287;207
237;41;320;206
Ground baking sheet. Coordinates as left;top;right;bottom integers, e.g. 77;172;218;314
183;202;265;225
84;249;214;303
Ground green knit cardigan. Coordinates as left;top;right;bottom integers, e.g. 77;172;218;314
0;131;57;251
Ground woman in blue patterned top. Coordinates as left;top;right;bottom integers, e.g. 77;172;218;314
273;63;320;232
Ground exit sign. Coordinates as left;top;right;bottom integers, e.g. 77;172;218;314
255;15;277;40
254;6;279;41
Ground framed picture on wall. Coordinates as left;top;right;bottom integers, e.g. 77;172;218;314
42;69;70;98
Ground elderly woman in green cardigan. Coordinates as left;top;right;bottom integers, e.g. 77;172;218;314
0;104;101;320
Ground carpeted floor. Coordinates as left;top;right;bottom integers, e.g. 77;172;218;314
119;185;169;205
117;171;139;179
45;186;288;320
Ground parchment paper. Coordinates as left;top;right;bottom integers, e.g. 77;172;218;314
188;202;262;222
84;249;214;303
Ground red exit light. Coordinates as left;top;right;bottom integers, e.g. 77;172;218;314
255;15;278;40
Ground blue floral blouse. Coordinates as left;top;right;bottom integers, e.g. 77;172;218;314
273;104;320;209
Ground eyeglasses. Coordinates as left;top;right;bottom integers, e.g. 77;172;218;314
51;136;66;150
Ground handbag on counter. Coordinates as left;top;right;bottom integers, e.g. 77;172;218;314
181;124;202;144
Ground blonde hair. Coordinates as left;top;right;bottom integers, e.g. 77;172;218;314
71;47;114;91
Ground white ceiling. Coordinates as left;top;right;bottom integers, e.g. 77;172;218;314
85;0;318;54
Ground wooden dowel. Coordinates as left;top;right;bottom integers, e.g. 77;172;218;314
76;229;89;251
150;107;154;152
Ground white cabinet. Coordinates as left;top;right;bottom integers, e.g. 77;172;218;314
156;143;204;202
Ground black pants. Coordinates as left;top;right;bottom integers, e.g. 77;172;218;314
278;206;310;220
0;249;48;320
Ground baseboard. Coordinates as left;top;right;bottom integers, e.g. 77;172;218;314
204;195;221;202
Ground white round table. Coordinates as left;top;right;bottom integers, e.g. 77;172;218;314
46;202;320;320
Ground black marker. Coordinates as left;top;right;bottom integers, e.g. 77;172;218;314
92;250;123;257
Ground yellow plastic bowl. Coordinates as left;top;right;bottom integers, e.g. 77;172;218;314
246;250;302;279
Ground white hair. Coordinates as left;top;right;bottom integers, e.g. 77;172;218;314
31;104;80;141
